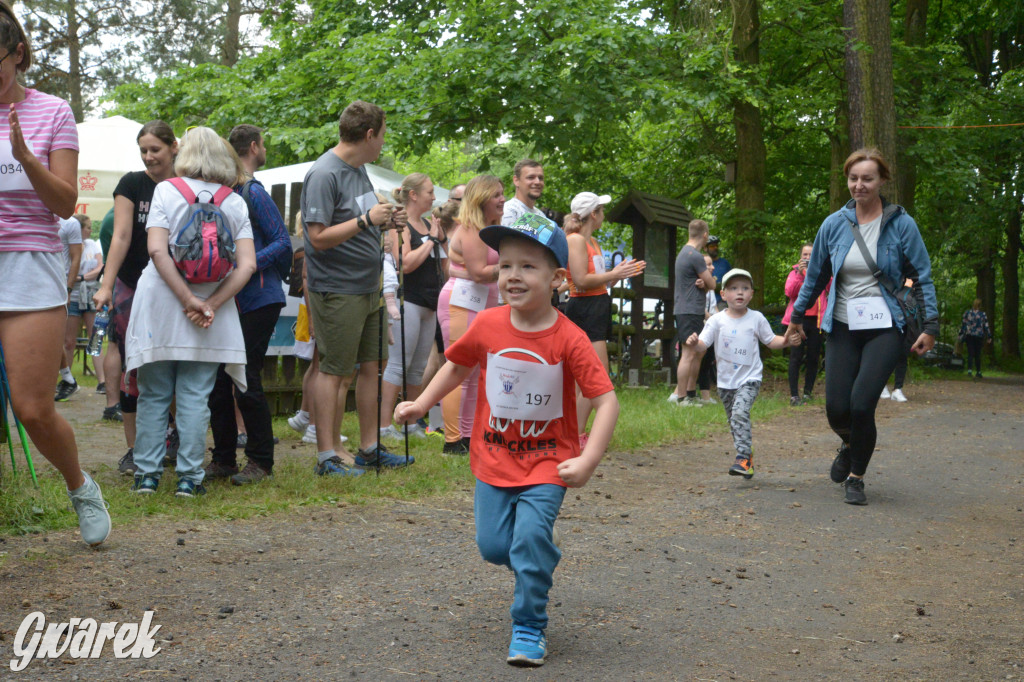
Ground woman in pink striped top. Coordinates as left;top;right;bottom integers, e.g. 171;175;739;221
0;1;110;546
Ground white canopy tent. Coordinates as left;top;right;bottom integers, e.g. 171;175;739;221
254;161;450;232
75;115;146;222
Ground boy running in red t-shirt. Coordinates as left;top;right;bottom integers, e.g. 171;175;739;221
395;214;619;666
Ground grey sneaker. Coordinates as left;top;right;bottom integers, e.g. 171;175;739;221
204;460;239;480
680;396;703;407
117;448;137;476
843;476;867;505
230;461;272;486
67;472;111;547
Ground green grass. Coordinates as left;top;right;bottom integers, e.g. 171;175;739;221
0;359;998;539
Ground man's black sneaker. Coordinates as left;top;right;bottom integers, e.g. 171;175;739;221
102;405;123;422
843;476;867;505
117;448;137;476
830;444;851;483
96;382;106;395
54;379;80;402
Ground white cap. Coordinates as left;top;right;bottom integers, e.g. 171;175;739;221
721;268;754;287
570;192;612;219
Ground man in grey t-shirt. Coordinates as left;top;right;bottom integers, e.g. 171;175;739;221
669;219;715;406
300;100;412;476
501;158;545;226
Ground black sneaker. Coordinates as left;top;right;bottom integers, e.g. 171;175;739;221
96;382;106;395
789;396;802;407
442;439;469;456
117;448;137;476
102;405;123;422
54;379;80;402
843;476;867;505
830;444;851;483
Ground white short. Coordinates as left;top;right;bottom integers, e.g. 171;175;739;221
0;250;67;311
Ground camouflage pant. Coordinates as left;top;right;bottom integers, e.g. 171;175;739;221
718;380;761;458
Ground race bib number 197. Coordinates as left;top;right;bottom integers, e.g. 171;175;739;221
485;352;563;422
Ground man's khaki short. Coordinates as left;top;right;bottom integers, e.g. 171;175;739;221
309;291;386;376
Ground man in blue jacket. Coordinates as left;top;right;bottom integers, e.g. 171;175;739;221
205;124;293;485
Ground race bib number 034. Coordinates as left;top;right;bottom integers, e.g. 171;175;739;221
847;296;891;330
485;352;563;421
0;140;33;192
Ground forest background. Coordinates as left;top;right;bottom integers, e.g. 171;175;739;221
14;0;1024;362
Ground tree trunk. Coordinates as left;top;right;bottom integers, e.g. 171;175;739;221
65;0;84;122
1001;204;1021;359
731;0;767;307
843;0;900;204
222;0;242;66
829;102;850;212
896;0;927;214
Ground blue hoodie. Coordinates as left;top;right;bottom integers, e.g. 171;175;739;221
791;199;938;336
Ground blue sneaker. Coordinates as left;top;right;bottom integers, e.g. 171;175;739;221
507;624;546;666
315;456;365;477
67;472;111;547
131;474;159;494
174;479;207;498
355;444;414;469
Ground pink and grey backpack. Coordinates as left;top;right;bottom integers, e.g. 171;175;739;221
167;177;237;283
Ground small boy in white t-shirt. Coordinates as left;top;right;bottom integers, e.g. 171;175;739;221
686;269;795;478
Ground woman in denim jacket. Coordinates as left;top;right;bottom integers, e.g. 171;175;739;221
785;148;938;506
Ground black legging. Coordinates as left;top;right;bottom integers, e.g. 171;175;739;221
824;321;902;477
964;335;984;373
892;347;908;389
788;316;821;397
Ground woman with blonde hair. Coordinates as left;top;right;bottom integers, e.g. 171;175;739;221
125;126;256;497
0;0;110;545
379;172;447;439
436;174;504;454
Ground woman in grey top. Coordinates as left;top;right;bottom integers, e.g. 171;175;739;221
786;148;938;506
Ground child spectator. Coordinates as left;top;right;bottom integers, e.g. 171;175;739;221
686;268;794;479
394;214;619;666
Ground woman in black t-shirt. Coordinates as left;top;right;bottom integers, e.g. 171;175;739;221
93;120;177;475
379;173;447;439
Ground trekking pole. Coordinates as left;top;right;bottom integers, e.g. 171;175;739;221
374;224;387;476
395;222;409;464
0;340;38;486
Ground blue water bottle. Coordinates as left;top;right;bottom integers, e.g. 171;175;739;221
87;307;110;356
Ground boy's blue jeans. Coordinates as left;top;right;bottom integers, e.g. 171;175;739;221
136;360;219;483
474;480;566;630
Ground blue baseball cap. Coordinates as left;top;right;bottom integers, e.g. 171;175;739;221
480;213;569;268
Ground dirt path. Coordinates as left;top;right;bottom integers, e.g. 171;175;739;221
1;378;1022;680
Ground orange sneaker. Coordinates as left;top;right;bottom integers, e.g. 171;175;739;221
729;455;754;479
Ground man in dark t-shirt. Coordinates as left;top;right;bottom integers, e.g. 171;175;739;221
669;219;715;406
300;100;412;477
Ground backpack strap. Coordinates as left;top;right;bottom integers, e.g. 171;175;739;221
167;177;197;204
211;185;234;206
167;177;233;206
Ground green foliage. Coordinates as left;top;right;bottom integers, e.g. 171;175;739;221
98;0;1024;352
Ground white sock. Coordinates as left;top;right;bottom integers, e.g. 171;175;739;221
59;367;74;383
297;410;309;420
